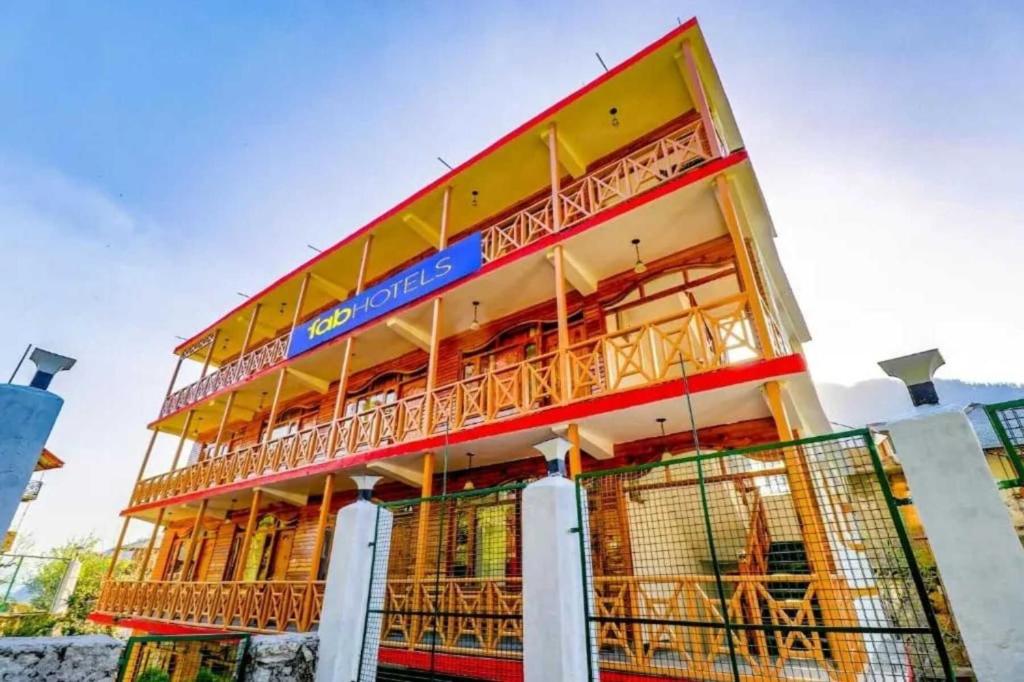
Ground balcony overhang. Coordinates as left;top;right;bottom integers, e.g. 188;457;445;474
169;18;746;369
152;150;749;435
124;353;806;517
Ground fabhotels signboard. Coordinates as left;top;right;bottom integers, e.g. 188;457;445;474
286;232;483;359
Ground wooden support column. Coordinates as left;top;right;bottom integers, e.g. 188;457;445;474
327;236;374;454
105;517;132;579
308;474;336;582
135;508;166;581
547;125;574;403
239;304;262;356
412;452;435;578
421;188;451;435
680;40;725;158
165;353;185;398
169;410;196;471
567;423;582;479
262;369;287;446
303;473;336;628
179;499;208;581
547;122;563;231
233;490;263;581
290;274;312;330
714;175;775;360
198;330;219;379
409;451;436;646
764;380;866;679
211;392;236;459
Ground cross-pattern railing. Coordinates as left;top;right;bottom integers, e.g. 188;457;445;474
131;294;767;508
160;334;290;418
380;578;523;658
479;119;712;262
158;119;715;420
95;579;325;633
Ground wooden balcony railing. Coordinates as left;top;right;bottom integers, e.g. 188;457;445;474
592;574;842;681
97;573;854;680
132;294;767;508
380;577;522;658
160;334;289;418
158;119;716;420
95;579;325;633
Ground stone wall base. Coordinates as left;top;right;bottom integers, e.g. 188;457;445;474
0;632;320;682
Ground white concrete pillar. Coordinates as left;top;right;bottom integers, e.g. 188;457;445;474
887;411;1024;681
315;476;393;682
523;437;597;682
0;385;63;537
49;559;81;615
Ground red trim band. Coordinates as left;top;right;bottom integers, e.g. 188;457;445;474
88;611;226;636
126;353;805;516
153;149;748;428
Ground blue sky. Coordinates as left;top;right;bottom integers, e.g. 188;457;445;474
1;2;1022;549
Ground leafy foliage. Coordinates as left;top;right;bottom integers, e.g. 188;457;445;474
3;535;134;636
136;668;171;682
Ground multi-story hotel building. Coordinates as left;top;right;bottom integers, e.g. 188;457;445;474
93;19;940;682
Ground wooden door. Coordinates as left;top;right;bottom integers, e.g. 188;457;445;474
270;529;296;580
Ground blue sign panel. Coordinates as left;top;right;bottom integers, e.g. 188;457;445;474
287;231;483;359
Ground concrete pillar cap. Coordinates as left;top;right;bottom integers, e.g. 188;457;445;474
532;437;571;477
350;475;382;500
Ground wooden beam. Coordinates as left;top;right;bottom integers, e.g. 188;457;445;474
714;175;775;360
169;410;196;471
238;303;262;357
763;379;867;675
198;330;219;378
290;273;312;329
566;423;582;479
551;245;571;403
255;485;308;508
541;126;586;178
548;122;563;231
675;41;724;158
327;235;373;454
367;459;424;488
164;354;185;398
545;247;596;295
438;187;451;250
105;518;131;579
421;189;450;434
413;452;435;579
135;508;166;581
385;317;432;351
179;499;208;581
307;474;335;582
233;490;263;581
133;429;160;485
553;423;613;460
310;273;351;302
262;369;287;446
402;212;441;247
210;392;237;460
286;367;331;394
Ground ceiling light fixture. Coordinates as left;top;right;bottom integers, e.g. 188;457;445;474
464;452;476;490
632;238;647;274
471;190;479;207
657;417;670;458
470;301;481;331
609;106;620;127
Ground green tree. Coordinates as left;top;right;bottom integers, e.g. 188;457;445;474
4;535;133;636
